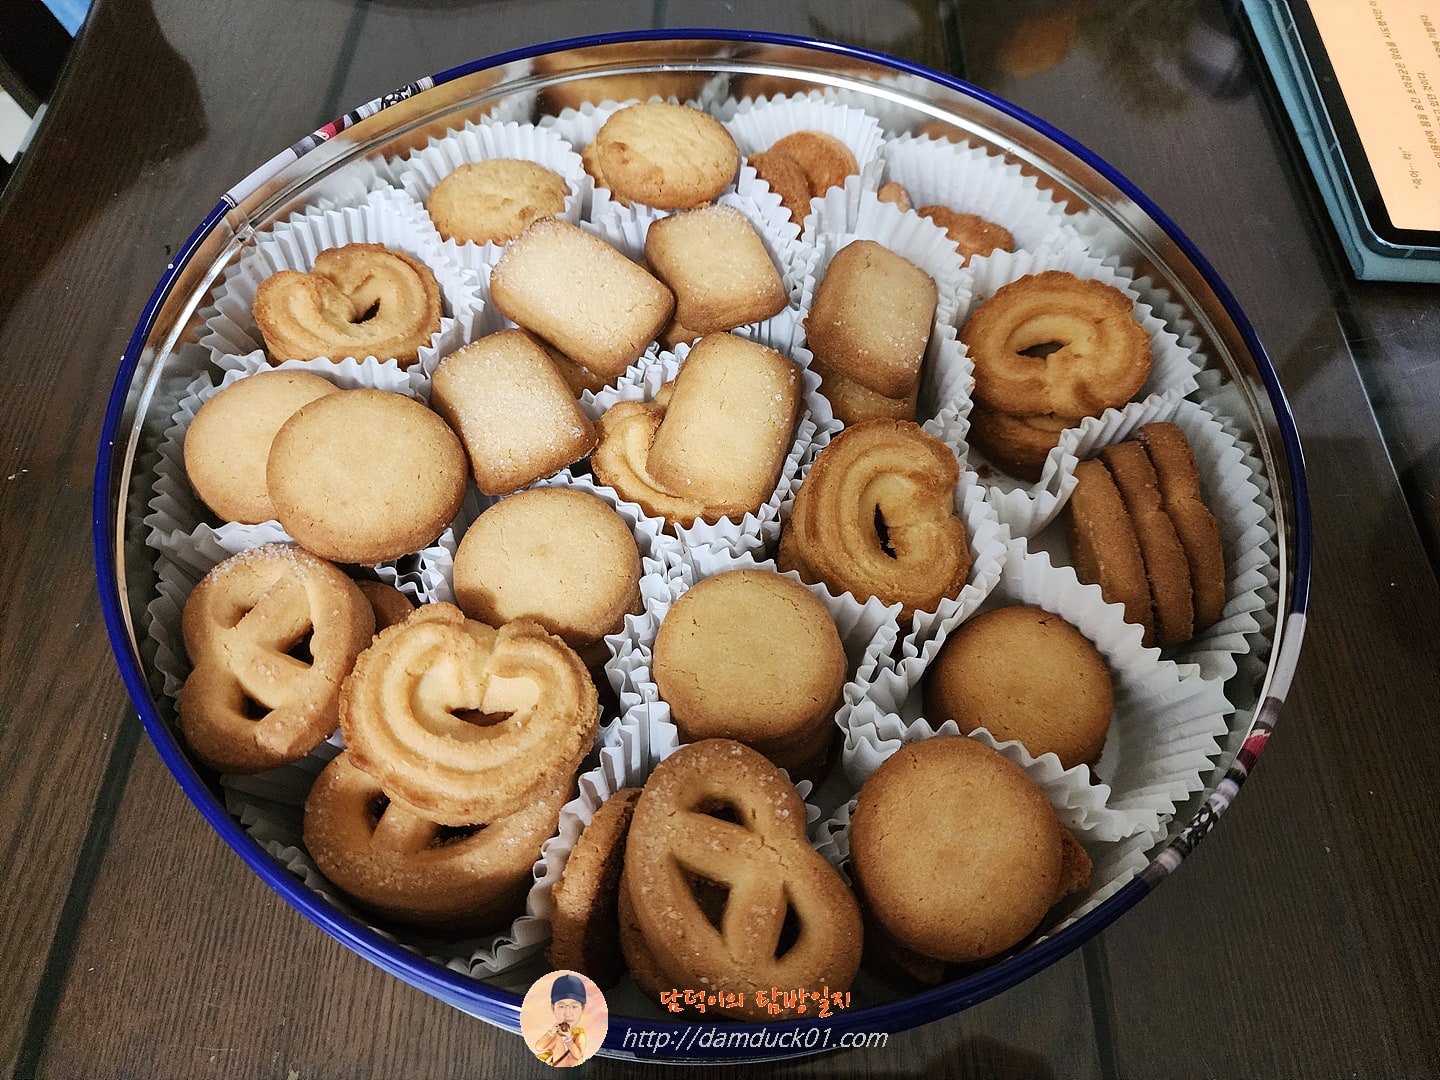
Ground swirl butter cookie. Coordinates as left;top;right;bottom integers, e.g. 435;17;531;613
252;243;442;368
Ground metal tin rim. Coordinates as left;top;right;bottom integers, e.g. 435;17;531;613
93;27;1311;1059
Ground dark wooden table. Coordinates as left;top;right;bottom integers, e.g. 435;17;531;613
3;1;1438;1076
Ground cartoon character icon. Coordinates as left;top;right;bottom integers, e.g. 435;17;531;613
523;970;607;1067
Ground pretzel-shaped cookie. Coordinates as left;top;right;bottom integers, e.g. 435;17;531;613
621;739;862;1019
778;419;971;622
340;603;598;826
180;543;375;774
303;751;570;933
253;243;442;368
962;270;1151;418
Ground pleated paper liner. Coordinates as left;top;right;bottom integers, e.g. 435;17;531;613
391;118;588;273
1019;395;1279;687
195;187;483;375
840;537;1232;845
954;245;1205;537
573;336;833;559
879;131;1089;260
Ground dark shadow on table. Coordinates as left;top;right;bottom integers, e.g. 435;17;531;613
0;0;206;332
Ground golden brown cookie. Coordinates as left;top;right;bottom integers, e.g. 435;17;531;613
778;419;971;622
767;130;858;197
809;356;919;426
488;217;675;378
426;158;569;245
1137;421;1227;632
1100;439;1195;647
265;388;468;565
592;334;801;527
590;102;739;210
643;204;787;333
430;329;598;496
916;205;1015;263
1065;458;1155;643
966;403;1074;483
547;787;642;987
651;570;845;777
180;543;375;774
451;487;642;667
356;579;415;632
848;736;1082;964
253;243;442;368
183;369;339;524
804;239;937;399
339;604;598;826
303;750;570;935
876;181;913;212
924;605;1114;769
621;739;863;1019
962;271;1151;419
747;148;813;226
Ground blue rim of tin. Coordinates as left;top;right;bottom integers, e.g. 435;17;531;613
93;28;1312;1060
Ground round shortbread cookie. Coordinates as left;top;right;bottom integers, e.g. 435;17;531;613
452;487;642;658
183;369;339;524
356;579;415;632
547;787;642;988
427;159;569;245
924;605;1114;769
591;102;739;210
651;569;846;770
848;735;1064;964
266;388;467;565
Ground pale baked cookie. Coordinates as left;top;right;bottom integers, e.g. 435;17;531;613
1137;422;1227;633
1065;458;1154;644
452;487;642;668
340;604;598;826
643;204;787;333
252;243;442;368
546;787;642;987
180;543;375;774
183;369;339;524
848;736;1089;964
534;336;613;396
304;751;571;934
266;388;468;565
430;329;598;496
591;334;801;527
651;569;846;778
804;239;937;400
620;739;863;1019
924;605;1114;769
489;218;675;378
1100;439;1195;647
427;158;569;245
876;181;913;212
590;102;739;210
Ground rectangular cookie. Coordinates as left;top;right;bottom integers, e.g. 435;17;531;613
488;218;674;378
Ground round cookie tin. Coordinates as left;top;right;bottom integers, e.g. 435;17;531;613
94;31;1310;1062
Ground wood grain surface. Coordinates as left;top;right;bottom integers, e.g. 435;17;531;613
2;0;1438;1077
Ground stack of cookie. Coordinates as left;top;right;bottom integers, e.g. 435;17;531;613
1065;422;1226;648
